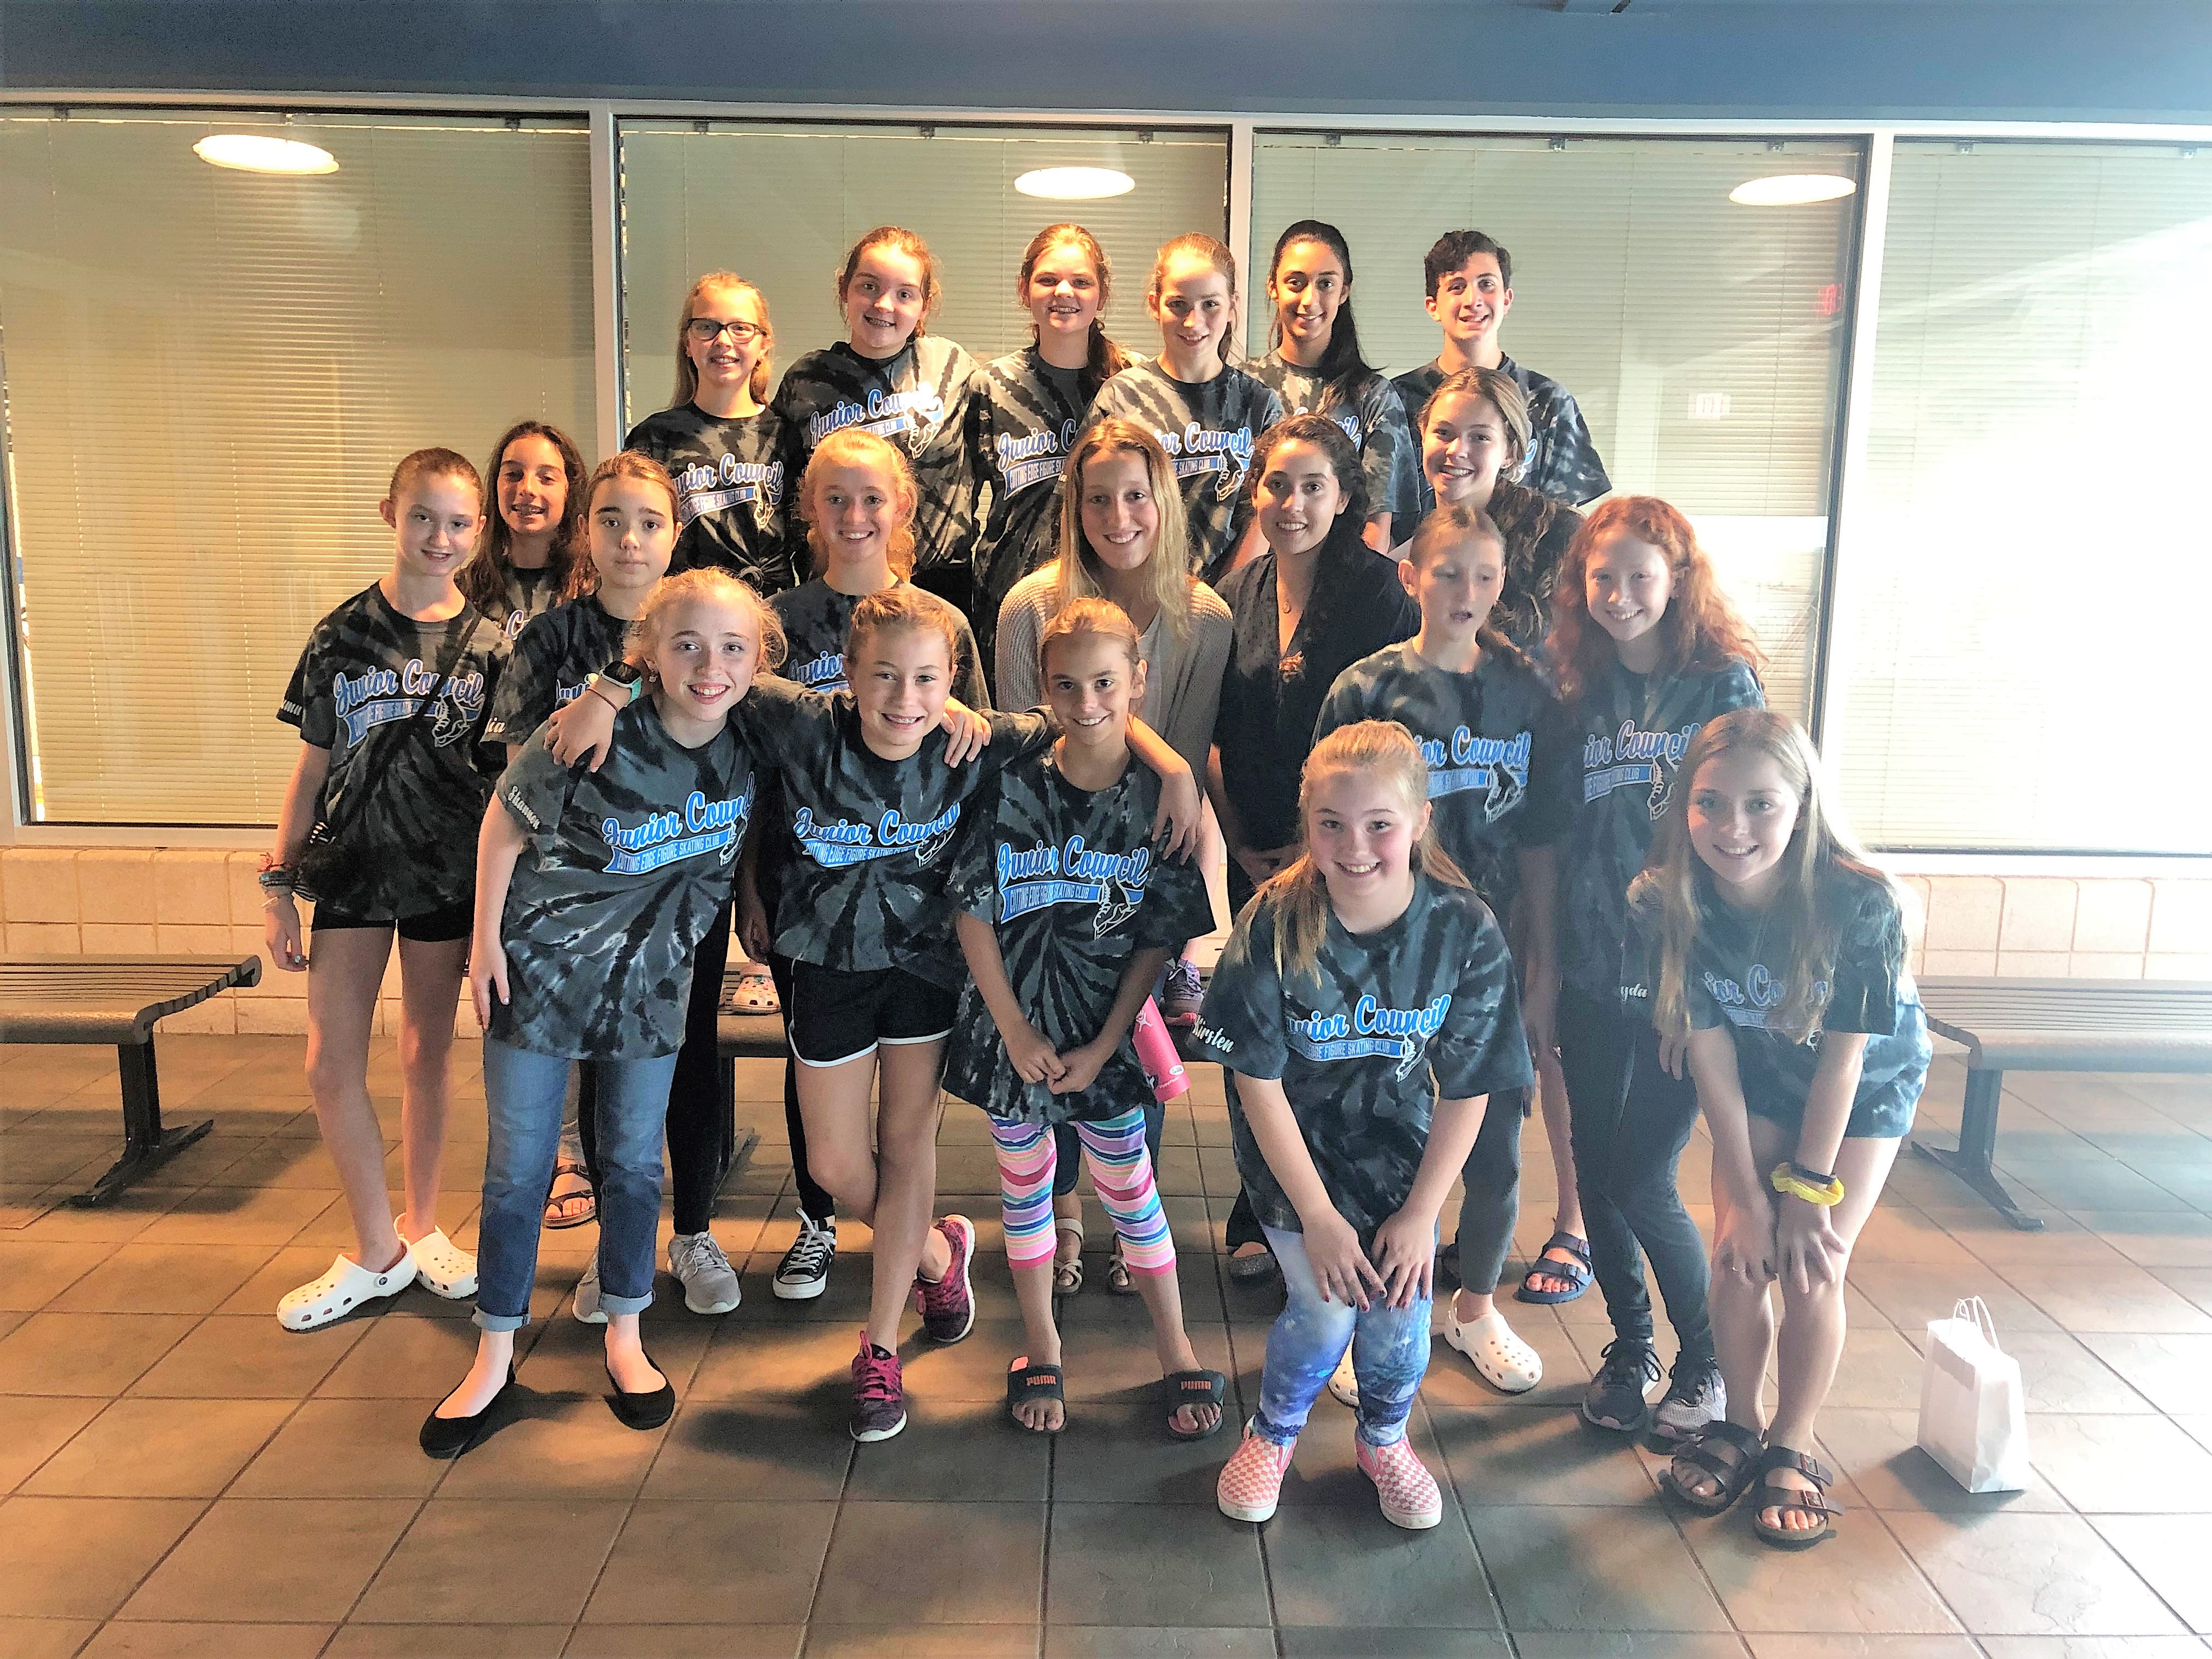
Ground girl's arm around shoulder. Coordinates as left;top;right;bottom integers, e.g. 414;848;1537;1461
469;794;532;1034
1122;716;1202;860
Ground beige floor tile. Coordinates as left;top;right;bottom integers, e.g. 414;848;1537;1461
0;1497;207;1619
22;1397;291;1498
351;1498;630;1625
47;1243;278;1316
0;1311;196;1395
1680;1504;1962;1634
1469;1503;1724;1633
580;1498;836;1626
80;1623;335;1657
128;1311;368;1400
1884;1509;2187;1636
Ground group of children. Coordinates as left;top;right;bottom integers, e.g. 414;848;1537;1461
257;215;1929;1555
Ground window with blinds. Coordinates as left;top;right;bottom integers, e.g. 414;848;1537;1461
1832;140;2212;854
0;110;596;826
1251;133;1861;720
616;121;1229;438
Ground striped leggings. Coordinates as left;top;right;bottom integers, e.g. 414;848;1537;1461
989;1107;1176;1278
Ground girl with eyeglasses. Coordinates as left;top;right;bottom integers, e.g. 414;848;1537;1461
625;272;794;598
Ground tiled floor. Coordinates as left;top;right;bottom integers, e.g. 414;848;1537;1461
2;1034;2210;1658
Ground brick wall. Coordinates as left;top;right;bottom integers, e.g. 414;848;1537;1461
3;847;2208;1036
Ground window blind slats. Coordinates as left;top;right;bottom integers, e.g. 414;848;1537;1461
1;112;597;826
616;122;1229;438
1836;140;2212;854
1250;133;1860;721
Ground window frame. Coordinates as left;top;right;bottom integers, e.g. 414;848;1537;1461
2;94;2209;865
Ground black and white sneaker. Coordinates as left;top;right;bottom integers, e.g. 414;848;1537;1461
1581;1338;1661;1432
774;1211;837;1301
1651;1352;1726;1443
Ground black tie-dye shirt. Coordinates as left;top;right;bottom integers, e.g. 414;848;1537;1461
624;403;793;595
1193;873;1533;1244
943;750;1213;1126
1314;641;1576;920
278;584;506;917
490;702;753;1059
767;577;989;703
479;565;562;645
772;337;979;577
1254;355;1423;532
1623;867;1929;1141
484;596;633;749
1391;354;1611;512
1214;540;1419;854
1084;362;1284;584
967;347;1102;662
741;675;1053;984
1559;658;1762;1002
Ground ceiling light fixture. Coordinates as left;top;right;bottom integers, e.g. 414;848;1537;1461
1014;166;1135;201
1729;173;1855;207
193;134;340;176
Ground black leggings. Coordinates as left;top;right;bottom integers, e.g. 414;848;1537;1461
765;952;836;1224
1556;983;1712;1361
577;897;738;1238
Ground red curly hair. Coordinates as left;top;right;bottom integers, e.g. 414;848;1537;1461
1547;496;1765;704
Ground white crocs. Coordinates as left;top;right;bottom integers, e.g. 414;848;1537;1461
277;1247;417;1332
1326;1345;1359;1408
1443;1306;1543;1394
408;1227;478;1300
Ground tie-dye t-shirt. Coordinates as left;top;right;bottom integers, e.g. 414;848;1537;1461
484;597;632;749
772;337;979;577
1392;354;1611;512
1254;354;1422;532
277;585;506;917
967;347;1103;662
1193;873;1533;1244
1622;867;1929;1140
1314;641;1576;919
740;675;1053;984
1084;362;1284;584
943;749;1214;1126
478;565;562;646
624;403;792;595
490;701;754;1060
1559;658;1762;1001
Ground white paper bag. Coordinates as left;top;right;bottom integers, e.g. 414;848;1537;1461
1917;1296;2030;1493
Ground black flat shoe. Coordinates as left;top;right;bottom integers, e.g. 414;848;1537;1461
606;1348;674;1430
419;1366;515;1459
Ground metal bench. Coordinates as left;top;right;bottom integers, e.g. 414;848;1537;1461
0;954;262;1207
1911;976;2212;1231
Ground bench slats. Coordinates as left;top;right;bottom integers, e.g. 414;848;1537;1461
0;955;262;1045
1919;977;2212;1073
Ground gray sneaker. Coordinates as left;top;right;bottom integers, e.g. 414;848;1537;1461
572;1256;607;1325
1581;1338;1661;1432
668;1232;742;1316
1652;1354;1726;1443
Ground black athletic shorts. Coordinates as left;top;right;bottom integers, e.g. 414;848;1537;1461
787;960;956;1068
309;896;473;944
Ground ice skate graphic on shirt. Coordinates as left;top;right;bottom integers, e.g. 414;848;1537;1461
1287;992;1454;1082
1419;725;1531;825
993;836;1151;935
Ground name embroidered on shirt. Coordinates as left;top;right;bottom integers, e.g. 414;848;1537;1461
1419;726;1530;822
995;835;1152;930
332;660;486;747
600;787;753;874
1287;992;1453;1077
808;387;945;447
995;421;1079;494
793;802;961;868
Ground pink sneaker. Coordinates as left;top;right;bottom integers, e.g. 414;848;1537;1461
1356;1435;1444;1530
1216;1423;1296;1523
913;1214;976;1344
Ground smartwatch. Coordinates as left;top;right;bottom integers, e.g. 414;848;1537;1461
586;660;645;707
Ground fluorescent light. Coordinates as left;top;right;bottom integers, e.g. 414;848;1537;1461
1729;173;1855;207
193;134;339;176
1014;166;1134;201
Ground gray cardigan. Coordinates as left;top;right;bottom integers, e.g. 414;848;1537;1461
994;567;1233;781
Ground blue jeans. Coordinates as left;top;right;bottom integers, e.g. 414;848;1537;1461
1252;1223;1431;1449
477;1037;678;1332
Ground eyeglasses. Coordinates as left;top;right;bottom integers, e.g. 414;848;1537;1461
687;318;764;344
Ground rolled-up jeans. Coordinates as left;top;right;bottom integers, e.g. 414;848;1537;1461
1250;1223;1432;1449
477;1037;676;1332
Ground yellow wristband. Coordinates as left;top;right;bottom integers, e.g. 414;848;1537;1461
1769;1163;1844;1207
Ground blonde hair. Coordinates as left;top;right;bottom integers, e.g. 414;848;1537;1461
1038;593;1143;678
671;272;774;408
1645;708;1897;1047
800;428;918;579
1419;367;1532;476
624;567;788;677
1051;418;1195;644
847;583;961;669
1149;232;1243;360
1264;720;1471;982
